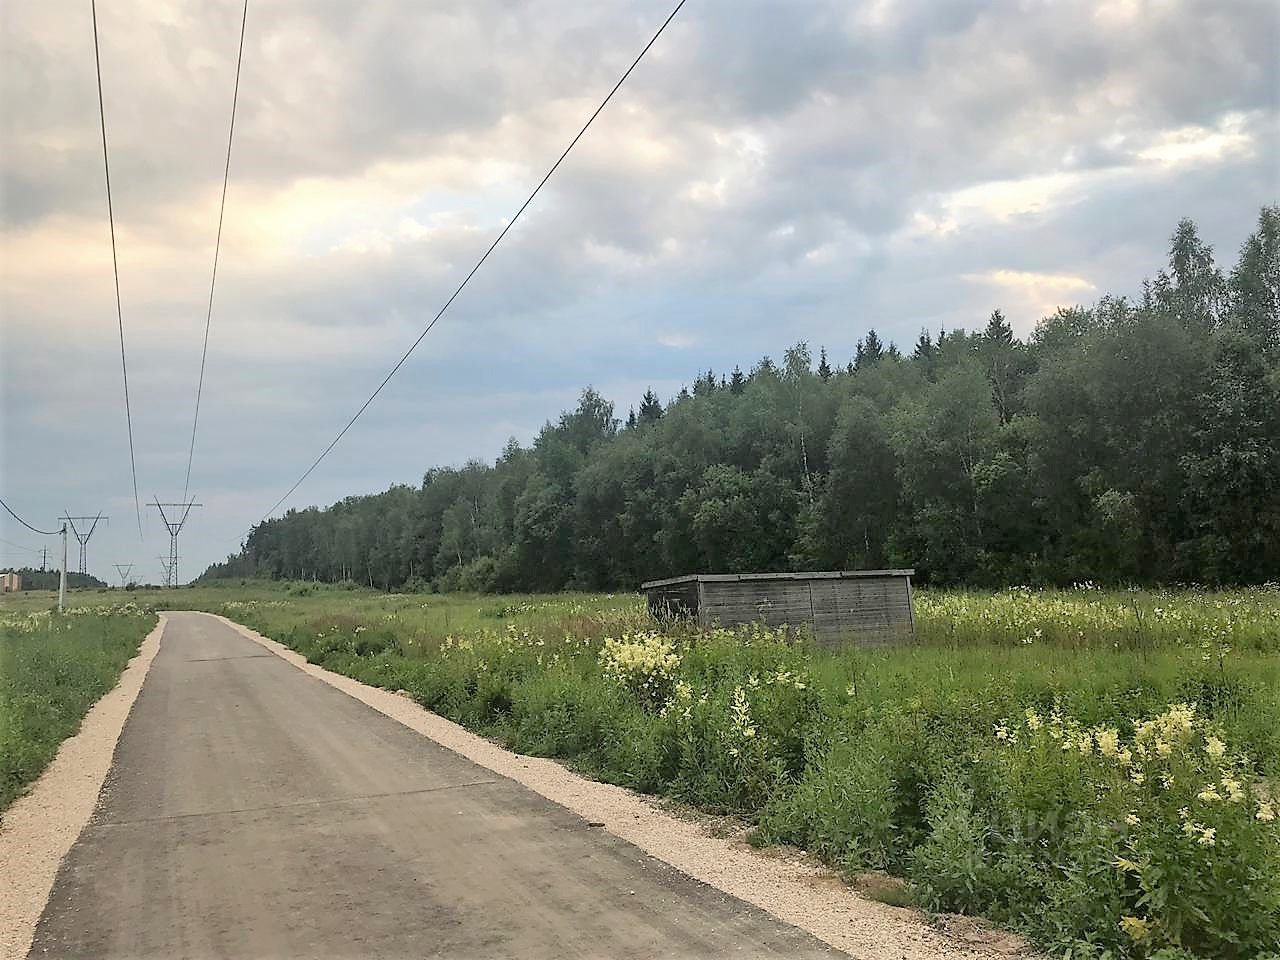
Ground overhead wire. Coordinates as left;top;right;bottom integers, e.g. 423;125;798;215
183;0;250;502
0;497;63;536
90;0;144;539
0;536;45;553
260;0;689;522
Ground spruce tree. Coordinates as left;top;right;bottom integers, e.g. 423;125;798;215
638;388;663;423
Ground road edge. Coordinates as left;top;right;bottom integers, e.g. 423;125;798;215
0;613;167;960
211;612;1031;960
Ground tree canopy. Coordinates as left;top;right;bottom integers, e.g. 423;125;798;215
203;208;1280;591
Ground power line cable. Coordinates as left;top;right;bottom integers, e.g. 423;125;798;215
90;0;144;539
184;0;250;502
261;0;689;522
0;537;43;553
0;497;63;536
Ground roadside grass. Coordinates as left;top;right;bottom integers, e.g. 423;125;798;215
0;603;156;811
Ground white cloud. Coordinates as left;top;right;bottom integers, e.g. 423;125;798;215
1136;111;1255;168
658;333;696;349
964;269;1097;333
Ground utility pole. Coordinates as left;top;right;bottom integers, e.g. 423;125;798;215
60;512;107;576
59;523;67;614
150;499;201;587
113;563;135;589
40;546;48;572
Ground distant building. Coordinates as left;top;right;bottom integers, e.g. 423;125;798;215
642;569;916;646
1;571;22;593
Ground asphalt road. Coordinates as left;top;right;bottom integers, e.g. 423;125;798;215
29;612;846;959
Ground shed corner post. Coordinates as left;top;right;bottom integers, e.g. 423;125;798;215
806;580;817;644
904;574;916;638
696;577;707;629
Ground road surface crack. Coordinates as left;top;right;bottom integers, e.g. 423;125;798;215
95;778;499;827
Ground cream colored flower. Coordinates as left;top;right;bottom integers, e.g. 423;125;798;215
1120;916;1151;942
1204;735;1227;759
1220;776;1244;803
1095;727;1120;758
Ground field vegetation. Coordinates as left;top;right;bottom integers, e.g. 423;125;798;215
0;601;155;810
109;578;1280;960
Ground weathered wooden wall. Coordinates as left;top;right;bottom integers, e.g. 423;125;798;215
644;578;701;621
804;576;913;645
642;571;915;646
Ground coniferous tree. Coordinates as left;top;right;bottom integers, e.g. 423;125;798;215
817;347;833;382
638;388;663;424
981;309;1019;424
855;329;884;369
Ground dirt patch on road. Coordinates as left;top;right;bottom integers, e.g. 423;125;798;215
0;615;167;960
215;613;1034;960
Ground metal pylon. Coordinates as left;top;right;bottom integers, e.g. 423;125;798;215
60;512;107;575
149;499;201;586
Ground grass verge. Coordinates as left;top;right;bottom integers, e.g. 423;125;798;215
0;604;155;811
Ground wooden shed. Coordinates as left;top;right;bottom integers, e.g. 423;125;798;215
641;570;915;645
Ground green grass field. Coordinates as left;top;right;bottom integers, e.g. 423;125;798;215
0;602;156;811
4;581;1278;957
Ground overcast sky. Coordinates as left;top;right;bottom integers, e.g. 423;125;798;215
1;0;1276;584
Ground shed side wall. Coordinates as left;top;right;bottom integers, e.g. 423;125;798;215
810;576;913;645
645;580;701;621
700;580;813;633
697;574;913;645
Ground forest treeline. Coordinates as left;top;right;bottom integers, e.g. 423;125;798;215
3;568;107;591
203;208;1280;590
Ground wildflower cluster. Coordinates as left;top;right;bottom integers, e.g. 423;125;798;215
0;610;53;633
598;632;681;707
993;702;1279;955
916;585;1280;651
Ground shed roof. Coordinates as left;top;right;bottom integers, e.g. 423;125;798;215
641;569;914;590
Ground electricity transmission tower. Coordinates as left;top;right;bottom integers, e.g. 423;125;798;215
60;512;107;575
113;563;135;588
150;499;201;586
157;556;174;587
